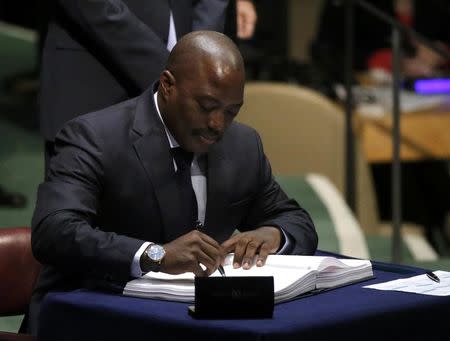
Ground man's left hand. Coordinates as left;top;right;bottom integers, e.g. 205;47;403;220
221;226;281;269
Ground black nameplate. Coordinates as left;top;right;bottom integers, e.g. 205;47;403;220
190;276;274;319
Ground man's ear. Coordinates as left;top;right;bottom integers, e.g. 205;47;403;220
159;70;176;99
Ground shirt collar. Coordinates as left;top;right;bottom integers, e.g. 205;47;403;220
153;91;179;149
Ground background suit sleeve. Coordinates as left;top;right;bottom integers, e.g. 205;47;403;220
55;0;173;96
192;0;229;31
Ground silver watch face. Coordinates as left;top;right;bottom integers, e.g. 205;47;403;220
147;244;165;262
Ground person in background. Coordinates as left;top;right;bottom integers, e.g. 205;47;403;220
39;0;230;173
311;0;450;84
311;0;450;255
225;0;257;42
29;31;318;335
236;0;257;40
364;0;450;81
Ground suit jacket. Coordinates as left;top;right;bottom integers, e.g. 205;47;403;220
39;0;229;141
29;86;317;333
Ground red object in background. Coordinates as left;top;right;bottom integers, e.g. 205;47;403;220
367;48;393;72
366;9;413;72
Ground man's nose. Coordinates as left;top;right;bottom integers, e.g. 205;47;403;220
207;110;226;132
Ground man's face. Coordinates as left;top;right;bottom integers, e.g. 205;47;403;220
161;61;245;153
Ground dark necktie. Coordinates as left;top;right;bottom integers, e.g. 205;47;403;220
172;147;198;229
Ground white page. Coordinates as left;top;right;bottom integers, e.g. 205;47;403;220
125;254;373;303
364;271;450;296
223;254;370;272
210;264;315;294
137;254;370;285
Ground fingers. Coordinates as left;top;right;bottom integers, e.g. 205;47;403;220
192;263;208;277
221;227;281;269
197;232;226;271
162;230;225;276
223;234;262;269
236;238;259;269
187;232;224;276
196;231;227;262
198;231;224;251
237;17;256;40
196;247;223;276
256;244;270;267
236;0;257;40
162;227;279;275
221;234;238;254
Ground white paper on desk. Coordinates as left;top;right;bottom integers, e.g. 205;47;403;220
364;271;450;296
348;85;450;116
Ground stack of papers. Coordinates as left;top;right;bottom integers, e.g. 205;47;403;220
364;271;450;296
351;85;449;118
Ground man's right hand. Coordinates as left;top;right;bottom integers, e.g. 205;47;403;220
160;230;225;277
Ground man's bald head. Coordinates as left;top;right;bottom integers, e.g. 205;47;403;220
165;31;244;81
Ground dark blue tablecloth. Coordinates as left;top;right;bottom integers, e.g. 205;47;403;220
37;260;450;341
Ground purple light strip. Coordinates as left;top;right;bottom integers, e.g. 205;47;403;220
414;78;450;94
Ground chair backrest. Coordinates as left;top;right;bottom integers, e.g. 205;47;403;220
0;227;41;316
237;81;380;233
0;331;35;341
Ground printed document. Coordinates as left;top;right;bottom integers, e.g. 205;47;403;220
364;271;450;296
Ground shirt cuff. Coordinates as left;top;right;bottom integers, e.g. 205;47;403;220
276;227;292;254
130;241;151;277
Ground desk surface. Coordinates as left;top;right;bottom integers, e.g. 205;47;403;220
38;261;450;341
356;103;450;163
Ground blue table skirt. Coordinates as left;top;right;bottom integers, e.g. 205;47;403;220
38;260;450;341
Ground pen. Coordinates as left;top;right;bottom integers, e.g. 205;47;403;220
195;221;226;277
426;271;440;283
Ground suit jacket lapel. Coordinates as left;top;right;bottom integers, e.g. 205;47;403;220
131;87;189;242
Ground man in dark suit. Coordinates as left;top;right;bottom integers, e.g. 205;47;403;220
40;0;229;169
30;31;317;334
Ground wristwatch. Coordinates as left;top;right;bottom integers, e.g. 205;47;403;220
142;243;166;272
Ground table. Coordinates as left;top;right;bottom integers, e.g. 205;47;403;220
37;260;450;341
355;101;450;163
